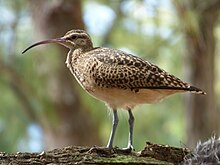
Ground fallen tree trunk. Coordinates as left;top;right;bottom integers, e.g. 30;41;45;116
0;142;190;164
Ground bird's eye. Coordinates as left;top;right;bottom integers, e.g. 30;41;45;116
71;35;77;40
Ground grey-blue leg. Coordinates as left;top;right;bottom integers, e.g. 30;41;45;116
127;109;134;149
107;109;119;148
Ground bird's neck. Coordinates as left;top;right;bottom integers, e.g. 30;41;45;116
81;44;93;53
66;48;81;63
65;48;88;71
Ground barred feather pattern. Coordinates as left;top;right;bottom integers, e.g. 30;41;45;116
73;47;206;94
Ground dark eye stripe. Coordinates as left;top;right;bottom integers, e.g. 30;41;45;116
71;35;77;39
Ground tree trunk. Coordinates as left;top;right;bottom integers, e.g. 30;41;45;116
29;0;100;149
174;0;220;147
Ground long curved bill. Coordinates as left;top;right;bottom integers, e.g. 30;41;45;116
22;38;66;54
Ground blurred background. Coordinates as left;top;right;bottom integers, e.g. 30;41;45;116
0;0;219;152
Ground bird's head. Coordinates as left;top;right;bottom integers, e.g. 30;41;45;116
22;29;93;54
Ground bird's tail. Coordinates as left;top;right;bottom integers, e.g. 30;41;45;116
187;85;206;95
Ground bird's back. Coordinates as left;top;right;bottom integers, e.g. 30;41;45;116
84;48;204;92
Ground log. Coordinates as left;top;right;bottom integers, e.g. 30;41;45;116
0;142;190;164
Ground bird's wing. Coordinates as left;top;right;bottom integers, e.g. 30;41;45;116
91;48;204;94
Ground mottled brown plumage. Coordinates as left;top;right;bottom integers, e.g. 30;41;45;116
23;29;206;150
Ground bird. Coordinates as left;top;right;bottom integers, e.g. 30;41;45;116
22;29;206;150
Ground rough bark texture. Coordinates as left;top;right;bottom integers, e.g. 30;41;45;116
28;0;101;149
0;142;190;164
174;0;220;147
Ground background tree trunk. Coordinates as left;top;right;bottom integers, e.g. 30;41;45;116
174;0;220;146
29;0;101;149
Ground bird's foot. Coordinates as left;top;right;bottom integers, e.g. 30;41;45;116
122;145;134;152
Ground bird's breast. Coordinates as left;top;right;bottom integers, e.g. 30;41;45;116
65;51;99;92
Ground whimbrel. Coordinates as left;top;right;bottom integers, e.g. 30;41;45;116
22;29;206;150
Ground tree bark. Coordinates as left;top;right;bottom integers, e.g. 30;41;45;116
0;142;189;164
29;0;101;149
174;0;220;146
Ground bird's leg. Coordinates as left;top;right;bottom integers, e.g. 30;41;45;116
126;108;134;150
106;109;119;148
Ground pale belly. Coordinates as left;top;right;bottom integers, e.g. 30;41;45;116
88;87;182;110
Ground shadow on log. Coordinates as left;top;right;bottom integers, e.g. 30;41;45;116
0;142;190;164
